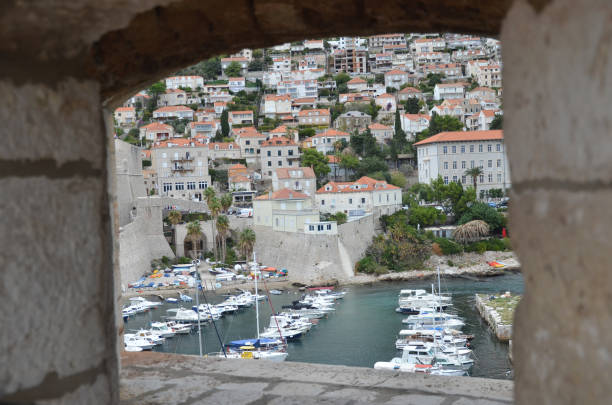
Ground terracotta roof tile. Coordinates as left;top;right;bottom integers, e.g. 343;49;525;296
414;130;503;146
255;188;310;200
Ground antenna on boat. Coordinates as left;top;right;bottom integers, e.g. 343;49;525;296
437;265;442;312
254;251;260;339
193;259;203;357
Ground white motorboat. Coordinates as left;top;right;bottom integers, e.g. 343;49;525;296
133;329;165;345
124;345;143;352
166;321;192;334
150;322;176;338
129;296;161;310
167;307;206;323
269;289;283;295
165;297;178;303
124;334;155;350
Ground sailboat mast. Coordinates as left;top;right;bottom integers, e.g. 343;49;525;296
254;251;260;339
194;259;203;357
437;265;441;312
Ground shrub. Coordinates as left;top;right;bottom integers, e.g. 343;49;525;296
329;211;348;225
355;255;378;274
447;259;455;267
177;256;192;264
502;237;512;251
464;241;487;254
434;238;463;255
424;230;435;241
484;238;506;251
458;202;505;233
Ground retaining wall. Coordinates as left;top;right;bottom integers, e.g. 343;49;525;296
475;294;513;342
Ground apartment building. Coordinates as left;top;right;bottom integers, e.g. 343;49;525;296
401;114;430;139
334;111;372;133
272;167;317;198
228;77;246;93
368;33;406;49
228;110;254;128
347;77;367;92
208;142;241;160
297;109;331;127
150;139;211;201
277;79;318;99
235;128;266;166
263;94;292;119
433;83;466;100
413;37;446;53
153;106;194;120
384;69;410;90
165;75;204;90
422;63;462;78
368;123;393;144
398;86;424;101
303;129;350;154
260;137;301;177
272;57;291;73
139;122;174;142
158;89;187;106
476;63;502;88
316;176;402;217
414;129;511;195
114;107;136;126
188;121;217;139
220;57;249;75
375;93;397;113
253;189;323;233
333;48;368;74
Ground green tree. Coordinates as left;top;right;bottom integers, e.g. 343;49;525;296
403;98;420;114
409;183;435;202
216;215;230;263
298;127;316;139
167;210;182;226
329;211;348;225
391;110;408;167
238;228;256;260
224;61;242;78
374;73;385;84
248;59;265;71
301;148;331;184
350;129;379;158
333;72;351;85
220;193;233;213
489;115;503;130
220;110;230;137
186;221;203;259
356;156;387;177
252;49;263;59
200;57;222;79
458;202;505;233
339;153;359;181
464;167;484;196
408;206;446;227
417;113;463;141
148;81;166;104
389;171;407;188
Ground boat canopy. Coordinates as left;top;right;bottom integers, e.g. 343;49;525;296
227;338;280;347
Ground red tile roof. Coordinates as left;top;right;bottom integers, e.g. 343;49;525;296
230;175;250;183
270;125;288;133
311;129;350;138
255;188;310;200
208;142;239;150
141;122;172;131
274;167;315;179
414;130;503;146
317;176;400;194
347;77;366;84
261;138;296;147
297;108;330;117
115;107;135;112
399;86;422;94
384;69;408;75
368;123;392;130
152;139;207;148
154;106;193;113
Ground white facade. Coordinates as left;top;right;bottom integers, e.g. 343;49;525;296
433;83;465;100
384;70;410;90
263;95;292;118
165;76;204;90
277;79;318;99
414;130;511;196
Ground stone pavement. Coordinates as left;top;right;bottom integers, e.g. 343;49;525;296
120;352;513;404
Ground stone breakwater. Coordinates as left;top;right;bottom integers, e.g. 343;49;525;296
474;294;517;342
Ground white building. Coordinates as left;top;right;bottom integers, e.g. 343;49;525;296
158;89;187;106
150;138;211;201
139;122;174;142
272;167;317;198
368;123;393;144
153;106;194;121
316;176;402;217
375;93;397;113
277;79;318;99
384;69;410;90
297;109;331;127
189;121;217;139
228;77;246;93
221;57;249;76
260;137;301;178
228;110;254;128
414;129;511;196
413;38;446;53
114;107;136;126
263;94;292;118
401;114;430;139
433;83;466;100
303;129;350;154
165;75;204;90
272;57;291;73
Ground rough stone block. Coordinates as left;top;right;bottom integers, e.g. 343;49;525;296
0;79;105;167
0;177;115;395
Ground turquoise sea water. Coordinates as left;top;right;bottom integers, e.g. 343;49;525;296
125;272;523;379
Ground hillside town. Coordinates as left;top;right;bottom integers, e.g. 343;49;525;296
116;32;508;288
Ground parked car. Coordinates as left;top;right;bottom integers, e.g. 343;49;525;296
238;208;253;218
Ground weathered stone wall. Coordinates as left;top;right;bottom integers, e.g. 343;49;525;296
119;197;175;286
252;216;378;284
115;139;146;227
502;0;612;403
0;79;118;403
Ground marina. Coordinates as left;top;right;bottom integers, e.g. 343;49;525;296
123;271;523;379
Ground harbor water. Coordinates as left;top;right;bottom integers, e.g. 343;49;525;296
125;272;523;379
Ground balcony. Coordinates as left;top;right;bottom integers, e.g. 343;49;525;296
171;156;194;162
171;164;194;171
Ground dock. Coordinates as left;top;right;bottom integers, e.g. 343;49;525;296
474;293;519;342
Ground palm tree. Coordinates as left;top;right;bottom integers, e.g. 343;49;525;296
203;187;216;207
186;220;202;259
216;215;230;264
464;167;484;197
167;210;182;226
453;220;490;244
220;193;233;213
167;210;182;250
238;228;256;260
208;197;222;261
